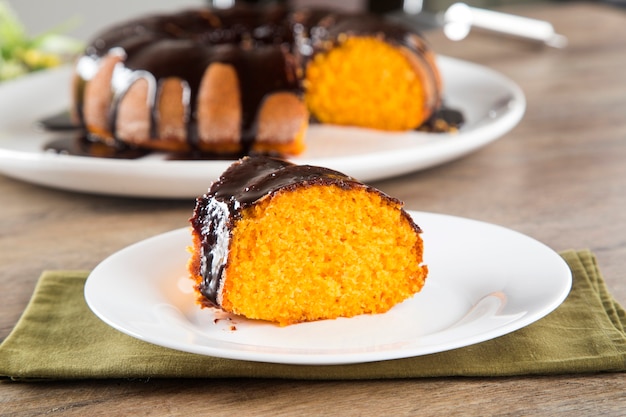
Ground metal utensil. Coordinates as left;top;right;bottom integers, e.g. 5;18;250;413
389;2;568;48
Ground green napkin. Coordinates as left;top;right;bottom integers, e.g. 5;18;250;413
1;250;625;381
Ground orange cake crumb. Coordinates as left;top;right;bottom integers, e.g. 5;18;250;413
304;36;431;131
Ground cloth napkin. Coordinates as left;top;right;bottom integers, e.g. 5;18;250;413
1;250;624;381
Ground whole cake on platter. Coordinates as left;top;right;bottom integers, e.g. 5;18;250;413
72;4;443;157
188;156;428;326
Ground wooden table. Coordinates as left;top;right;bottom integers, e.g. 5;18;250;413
1;2;625;415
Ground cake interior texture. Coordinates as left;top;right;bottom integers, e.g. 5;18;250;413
214;184;426;326
305;36;430;131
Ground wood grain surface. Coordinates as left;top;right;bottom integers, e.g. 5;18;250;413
1;2;625;415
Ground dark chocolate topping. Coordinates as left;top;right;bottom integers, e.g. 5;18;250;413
209;155;358;207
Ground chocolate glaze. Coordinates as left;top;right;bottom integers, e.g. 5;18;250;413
43;135;150;159
189;156;421;307
74;4;444;154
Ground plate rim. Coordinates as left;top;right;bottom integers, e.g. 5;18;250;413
84;210;572;365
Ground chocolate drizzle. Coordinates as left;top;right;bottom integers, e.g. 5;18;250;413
189;156;413;307
208;155;356;208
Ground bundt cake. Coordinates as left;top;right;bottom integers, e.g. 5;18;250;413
188;156;428;326
72;5;442;157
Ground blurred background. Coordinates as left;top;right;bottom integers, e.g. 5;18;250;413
5;0;601;41
2;0;623;81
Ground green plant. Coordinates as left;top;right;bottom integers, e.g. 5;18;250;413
0;1;83;81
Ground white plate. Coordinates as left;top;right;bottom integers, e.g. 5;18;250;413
85;211;571;365
0;56;525;199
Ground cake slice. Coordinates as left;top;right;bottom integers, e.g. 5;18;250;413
188;156;428;326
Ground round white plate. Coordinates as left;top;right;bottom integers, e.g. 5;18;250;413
0;56;525;199
85;211;571;365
